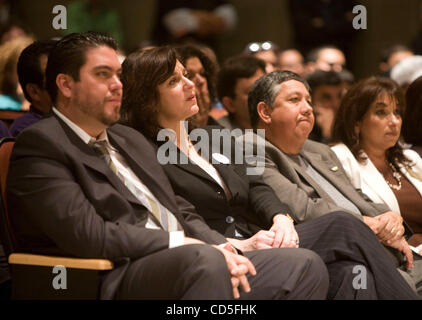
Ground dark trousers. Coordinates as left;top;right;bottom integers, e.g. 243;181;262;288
296;211;418;300
115;244;328;300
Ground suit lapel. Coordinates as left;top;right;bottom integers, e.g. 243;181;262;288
287;150;328;195
360;158;400;211
171;141;237;198
301;149;349;193
55;116;146;208
108;130;180;212
173;147;218;184
213;162;240;199
72;132;144;207
300;147;376;215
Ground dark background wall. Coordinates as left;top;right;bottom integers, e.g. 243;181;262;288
11;0;422;80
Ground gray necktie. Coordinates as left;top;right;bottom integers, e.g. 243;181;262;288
91;140;182;231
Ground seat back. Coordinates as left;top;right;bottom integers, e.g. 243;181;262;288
0;137;16;257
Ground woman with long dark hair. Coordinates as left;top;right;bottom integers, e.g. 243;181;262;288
331;77;422;252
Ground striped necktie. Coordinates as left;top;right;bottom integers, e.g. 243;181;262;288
91;140;181;232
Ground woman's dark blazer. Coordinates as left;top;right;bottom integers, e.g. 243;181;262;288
158;126;291;238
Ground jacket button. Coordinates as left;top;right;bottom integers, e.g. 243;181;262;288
226;216;234;224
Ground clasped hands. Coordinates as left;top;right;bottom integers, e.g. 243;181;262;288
363;211;413;268
182;213;297;299
229;213;299;252
214;213;298;298
183;236;256;299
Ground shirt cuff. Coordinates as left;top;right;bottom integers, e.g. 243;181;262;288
169;231;185;249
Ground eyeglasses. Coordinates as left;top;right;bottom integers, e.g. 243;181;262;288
245;41;276;53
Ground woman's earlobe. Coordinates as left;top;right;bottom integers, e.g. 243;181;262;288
354;123;360;136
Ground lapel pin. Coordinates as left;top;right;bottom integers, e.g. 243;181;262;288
212;153;230;164
331;166;339;172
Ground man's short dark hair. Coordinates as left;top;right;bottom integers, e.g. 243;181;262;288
306;70;342;91
17;39;57;103
380;44;413;64
217;55;266;103
248;70;310;128
46;31;118;104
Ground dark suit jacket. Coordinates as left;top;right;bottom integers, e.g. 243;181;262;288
6;115;227;298
159;126;291;238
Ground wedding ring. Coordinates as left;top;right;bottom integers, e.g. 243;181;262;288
291;239;299;245
391;227;396;233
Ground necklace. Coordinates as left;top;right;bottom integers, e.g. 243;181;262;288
186;138;195;157
384;162;402;191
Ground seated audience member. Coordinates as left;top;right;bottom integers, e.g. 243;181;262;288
338;68;355;91
0;35;33;110
390;55;422;89
0;21;29;45
306;45;346;74
196;43;227;121
379;45;414;77
306;70;343;144
6;31;331;300
245;70;422;294
217;55;266;130
175;44;221;127
278;48;306;77
403;76;422;157
152;0;237;52
0;119;10;137
245;41;279;73
120;46;418;299
10;39;57;136
331;77;422;254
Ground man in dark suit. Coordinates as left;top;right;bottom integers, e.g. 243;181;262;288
245;70;422;295
5;32;329;300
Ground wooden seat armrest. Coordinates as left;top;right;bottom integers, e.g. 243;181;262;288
8;253;114;270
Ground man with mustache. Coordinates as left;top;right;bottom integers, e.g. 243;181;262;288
244;70;422;295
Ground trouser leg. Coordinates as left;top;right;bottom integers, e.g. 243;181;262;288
240;247;329;300
399;257;422;297
115;244;233;299
326;261;377;300
296;211;418;300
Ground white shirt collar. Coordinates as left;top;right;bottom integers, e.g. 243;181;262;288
52;107;109;145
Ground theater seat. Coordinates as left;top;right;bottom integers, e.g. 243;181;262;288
0;137;114;299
